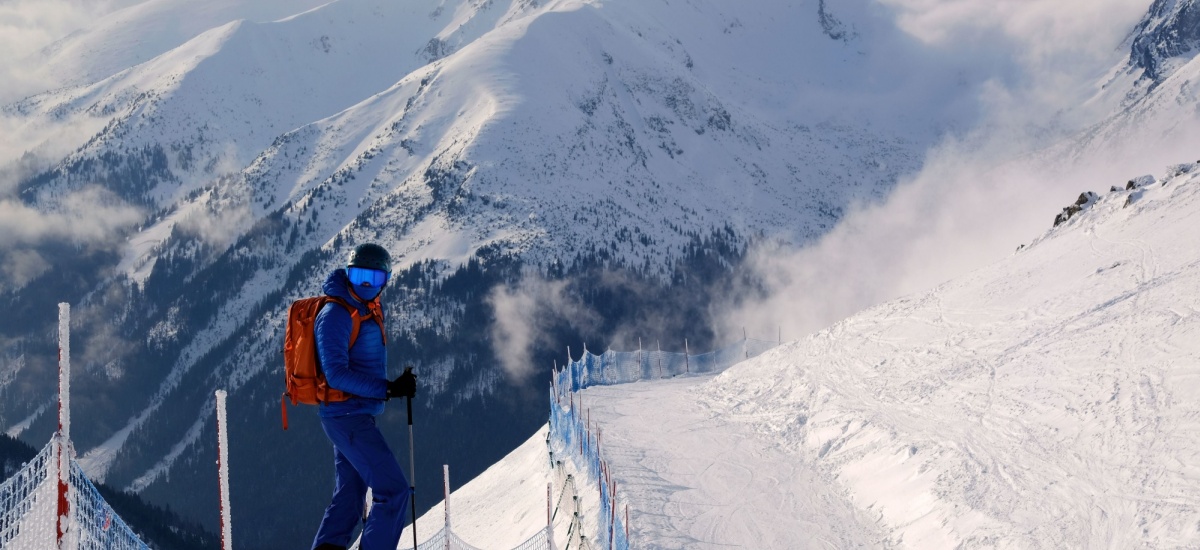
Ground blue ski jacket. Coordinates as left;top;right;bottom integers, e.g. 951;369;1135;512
314;268;388;418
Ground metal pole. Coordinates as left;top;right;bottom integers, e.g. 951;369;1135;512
547;482;557;550
216;390;232;550
684;339;690;374
408;396;418;550
656;340;662;378
443;465;451;550
609;479;617;550
56;303;70;549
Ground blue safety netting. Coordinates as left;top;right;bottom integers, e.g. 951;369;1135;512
549;337;777;549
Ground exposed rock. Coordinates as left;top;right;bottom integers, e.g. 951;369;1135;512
1054;191;1099;227
1127;175;1157;190
1129;0;1200;83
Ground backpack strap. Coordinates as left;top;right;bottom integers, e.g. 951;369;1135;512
328;296;386;348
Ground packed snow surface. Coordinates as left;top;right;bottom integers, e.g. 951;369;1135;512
441;164;1200;549
395;425;563;549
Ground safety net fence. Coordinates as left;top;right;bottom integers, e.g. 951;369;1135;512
548;337;779;549
0;436;149;550
374;526;554;550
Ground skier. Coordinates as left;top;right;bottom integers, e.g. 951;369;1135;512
311;243;418;550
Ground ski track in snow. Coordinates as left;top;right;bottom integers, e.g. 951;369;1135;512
582;376;883;549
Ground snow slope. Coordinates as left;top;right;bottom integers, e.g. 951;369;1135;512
455;162;1200;549
583;376;883;548
697;164;1200;547
27;0;332;90
393;425;582;549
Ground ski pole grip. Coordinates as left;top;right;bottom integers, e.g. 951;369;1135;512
407;395;413;426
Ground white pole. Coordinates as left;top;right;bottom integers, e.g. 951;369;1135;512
58;303;71;444
547;482;557;550
656;340;662;378
57;303;71;549
684;339;690;374
215;390;232;550
443;465;451;550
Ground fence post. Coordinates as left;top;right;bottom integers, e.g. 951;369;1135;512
684;339;690;374
638;338;643;379
444;465;451;550
657;340;663;378
547;482;557;550
56;302;71;549
216;390;233;550
609;479;617;550
625;504;630;545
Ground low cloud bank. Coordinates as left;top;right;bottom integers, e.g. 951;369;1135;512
0;186;142;291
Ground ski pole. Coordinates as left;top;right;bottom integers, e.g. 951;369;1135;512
408;393;417;550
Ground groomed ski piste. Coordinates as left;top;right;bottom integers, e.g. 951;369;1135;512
3;162;1199;548
395;161;1200;549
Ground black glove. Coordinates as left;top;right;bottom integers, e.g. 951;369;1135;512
387;367;417;399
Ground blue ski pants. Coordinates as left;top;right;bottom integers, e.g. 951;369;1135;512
312;413;411;550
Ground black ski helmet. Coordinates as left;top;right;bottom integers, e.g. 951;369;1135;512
347;243;391;273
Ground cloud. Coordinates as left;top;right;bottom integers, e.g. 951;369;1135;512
487;273;600;384
0;186;142;290
0;0;106;102
717;105;1200;344
877;0;1153;122
879;0;1151;62
0;0;133;170
0;186;142;246
710;0;1180;343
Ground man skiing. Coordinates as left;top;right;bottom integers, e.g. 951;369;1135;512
311;243;417;550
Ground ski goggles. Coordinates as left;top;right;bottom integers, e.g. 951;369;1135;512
347;266;389;288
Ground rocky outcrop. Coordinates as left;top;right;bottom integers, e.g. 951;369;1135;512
1129;0;1200;82
1054;191;1100;227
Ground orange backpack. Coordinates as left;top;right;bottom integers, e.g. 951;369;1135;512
280;295;386;429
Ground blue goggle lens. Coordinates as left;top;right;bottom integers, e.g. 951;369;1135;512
347;267;389;288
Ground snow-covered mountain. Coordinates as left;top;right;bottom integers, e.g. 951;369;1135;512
1073;0;1200;168
1;0;1197;546
1129;0;1200;84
